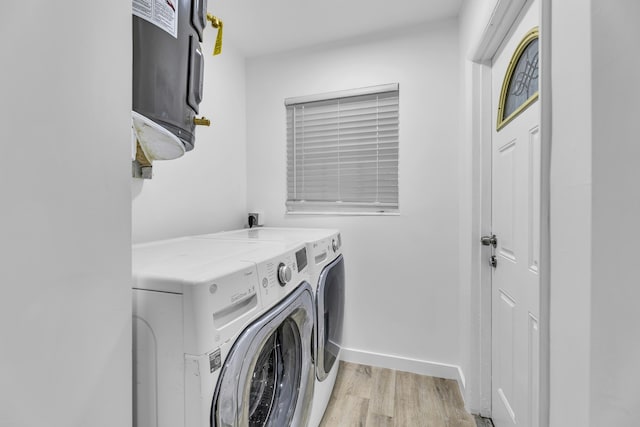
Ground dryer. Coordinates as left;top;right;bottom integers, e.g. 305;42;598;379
132;237;315;427
195;228;345;427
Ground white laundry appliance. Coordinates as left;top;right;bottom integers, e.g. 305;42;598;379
195;228;345;427
132;237;315;427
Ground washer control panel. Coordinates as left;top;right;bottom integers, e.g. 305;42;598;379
277;262;292;286
256;244;310;308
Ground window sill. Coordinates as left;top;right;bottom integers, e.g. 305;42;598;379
285;211;400;217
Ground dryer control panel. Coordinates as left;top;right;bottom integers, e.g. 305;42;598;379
309;232;342;273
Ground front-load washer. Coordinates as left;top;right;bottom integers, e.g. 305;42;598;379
194;228;345;427
132;237;315;427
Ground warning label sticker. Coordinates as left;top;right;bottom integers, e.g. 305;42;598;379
209;348;222;373
133;0;178;38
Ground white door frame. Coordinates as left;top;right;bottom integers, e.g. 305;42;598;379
468;0;550;424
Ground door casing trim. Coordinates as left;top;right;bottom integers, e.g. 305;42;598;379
467;0;550;424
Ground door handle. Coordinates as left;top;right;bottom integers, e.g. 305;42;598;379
481;234;497;248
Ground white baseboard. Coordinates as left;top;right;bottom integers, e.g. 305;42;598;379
340;347;466;391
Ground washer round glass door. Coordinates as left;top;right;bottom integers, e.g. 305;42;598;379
248;318;301;426
212;283;314;427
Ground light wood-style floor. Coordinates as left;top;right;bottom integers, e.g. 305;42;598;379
319;361;477;427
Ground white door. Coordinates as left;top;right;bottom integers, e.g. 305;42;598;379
490;1;540;426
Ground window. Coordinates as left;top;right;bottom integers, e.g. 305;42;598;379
285;84;399;214
497;28;539;131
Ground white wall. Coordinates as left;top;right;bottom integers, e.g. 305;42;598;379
132;39;248;243
590;0;640;424
245;21;462;374
551;1;640;424
549;0;593;425
0;2;132;427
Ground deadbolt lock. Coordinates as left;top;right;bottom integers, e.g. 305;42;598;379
490;255;497;268
481;234;498;248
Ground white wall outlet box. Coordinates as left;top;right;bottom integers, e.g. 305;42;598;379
248;211;265;227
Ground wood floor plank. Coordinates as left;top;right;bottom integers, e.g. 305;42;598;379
419;374;449;426
331;361;373;400
319;394;369;427
320;362;476;427
434;378;476;427
364;412;394;427
368;366;396;418
395;370;434;425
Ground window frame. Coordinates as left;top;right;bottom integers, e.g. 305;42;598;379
496;27;540;131
284;83;400;215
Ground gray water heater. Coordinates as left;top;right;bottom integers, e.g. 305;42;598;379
132;0;208;152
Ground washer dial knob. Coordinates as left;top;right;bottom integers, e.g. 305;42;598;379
277;263;292;286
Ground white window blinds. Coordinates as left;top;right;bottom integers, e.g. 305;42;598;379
285;84;399;213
